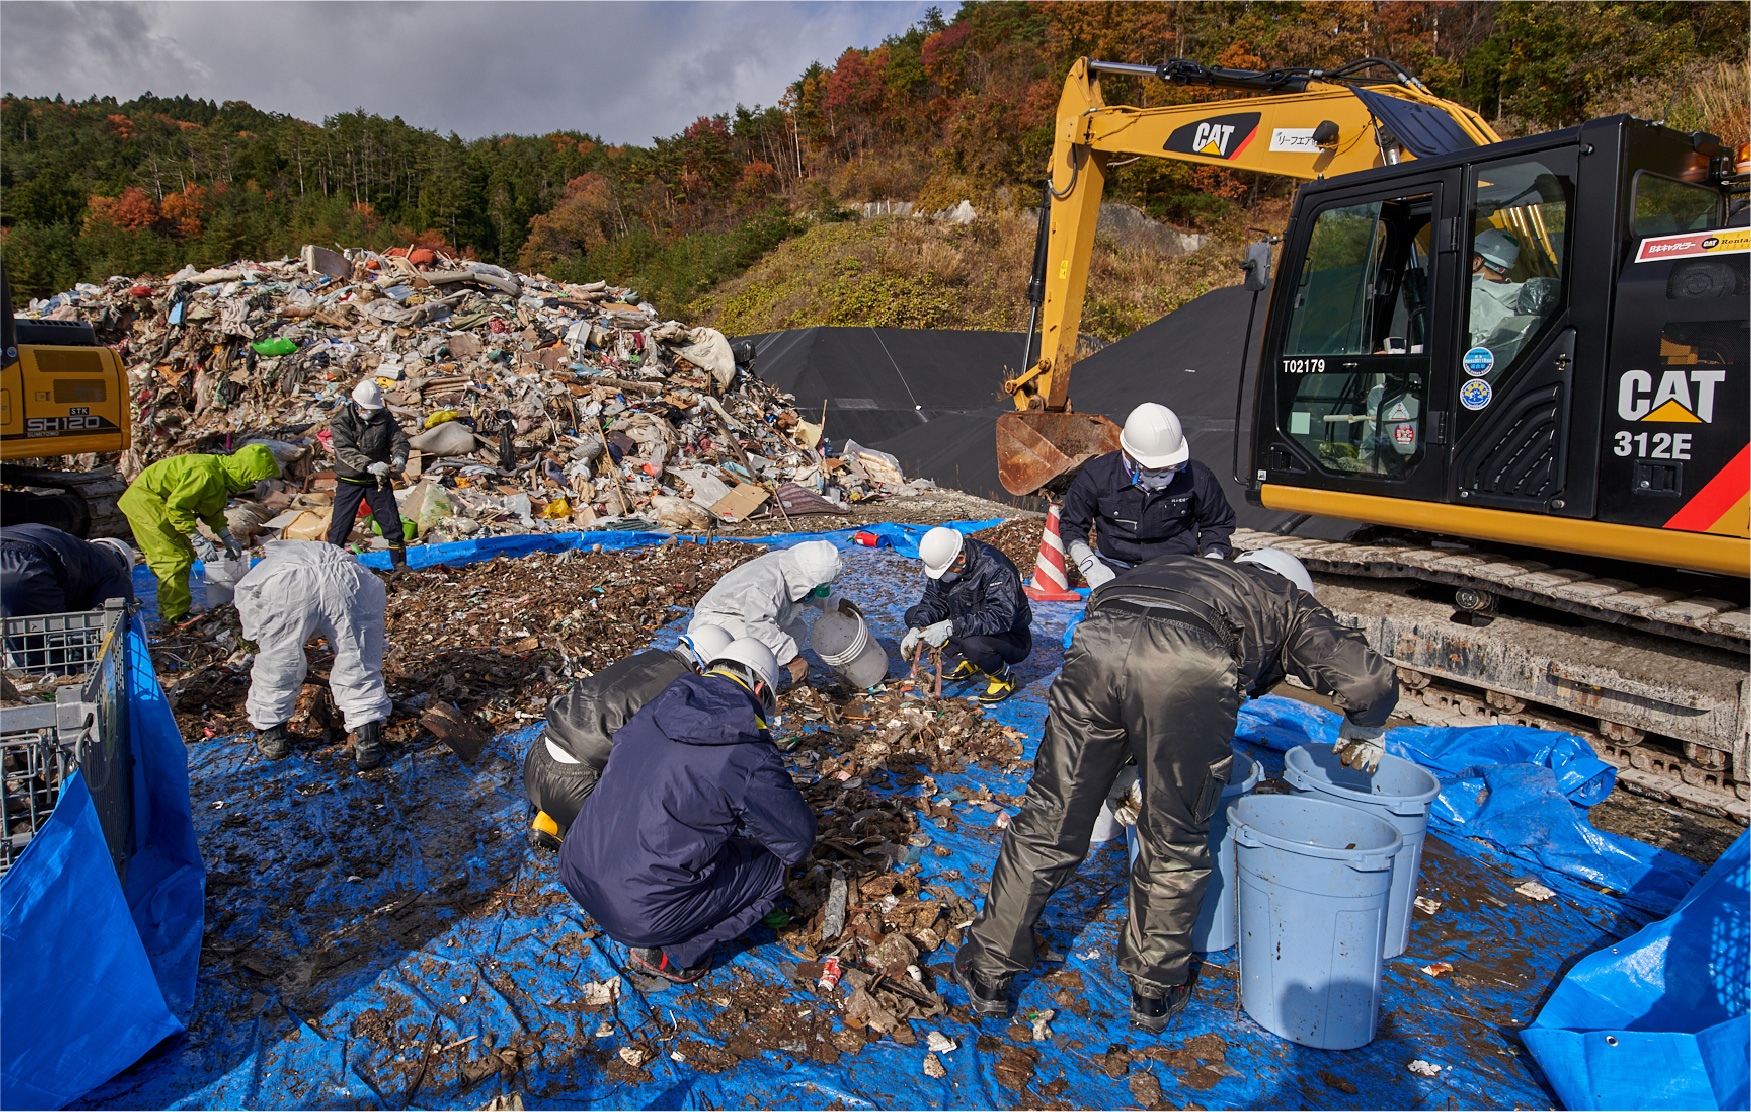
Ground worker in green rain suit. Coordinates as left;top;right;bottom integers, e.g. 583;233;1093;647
118;444;282;622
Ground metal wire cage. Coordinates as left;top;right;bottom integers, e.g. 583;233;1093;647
0;600;133;881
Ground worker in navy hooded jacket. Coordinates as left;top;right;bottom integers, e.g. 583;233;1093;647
559;637;816;984
901;526;1032;705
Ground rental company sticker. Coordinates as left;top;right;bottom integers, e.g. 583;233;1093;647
1462;347;1495;376
1634;227;1750;263
1393;423;1416;445
1460;378;1493;411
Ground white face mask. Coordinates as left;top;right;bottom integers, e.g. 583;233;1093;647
1136;467;1179;492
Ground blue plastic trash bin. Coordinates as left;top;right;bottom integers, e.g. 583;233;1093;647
1282;744;1442;959
1127;752;1261;951
1232;794;1401;1050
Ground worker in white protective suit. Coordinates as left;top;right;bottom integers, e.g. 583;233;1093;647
235;540;393;770
686;539;844;686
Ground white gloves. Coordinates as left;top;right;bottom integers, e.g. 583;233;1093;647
1068;540;1115;588
367;461;390;477
1106;764;1142;826
217;529;243;560
900;627;923;659
1334;721;1387;773
812;590;847;614
189;532;218;561
390;455;407;473
922;620;954;648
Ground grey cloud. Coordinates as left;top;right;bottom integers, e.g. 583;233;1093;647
0;1;935;142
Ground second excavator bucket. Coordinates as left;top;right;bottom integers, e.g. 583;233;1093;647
995;410;1123;496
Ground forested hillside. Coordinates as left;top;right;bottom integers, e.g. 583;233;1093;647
4;1;1745;307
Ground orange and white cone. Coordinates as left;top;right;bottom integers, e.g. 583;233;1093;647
1023;504;1083;602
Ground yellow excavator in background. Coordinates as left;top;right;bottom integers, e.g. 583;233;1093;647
1001;57;1750;814
0;262;133;538
999;56;1499;493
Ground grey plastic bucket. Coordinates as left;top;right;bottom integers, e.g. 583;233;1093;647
810;609;889;689
1232;794;1401;1050
1126;751;1260;951
1282;744;1441;959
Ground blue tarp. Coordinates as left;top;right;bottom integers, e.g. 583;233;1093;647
26;527;1730;1109
1;617;205;1110
1524;831;1749;1110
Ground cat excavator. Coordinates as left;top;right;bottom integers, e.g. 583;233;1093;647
1001;57;1749;816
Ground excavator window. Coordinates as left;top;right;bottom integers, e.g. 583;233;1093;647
1278;193;1434;481
1464;157;1573;375
1632;173;1722;238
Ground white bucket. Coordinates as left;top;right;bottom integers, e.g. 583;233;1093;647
810;608;890;689
201;555;252;607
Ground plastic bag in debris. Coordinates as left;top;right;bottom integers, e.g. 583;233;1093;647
840;440;907;486
409;421;478;456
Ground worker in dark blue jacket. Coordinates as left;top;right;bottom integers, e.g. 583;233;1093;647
0;525;136;618
559;638;816;984
1059;403;1236;588
901;526;1032;704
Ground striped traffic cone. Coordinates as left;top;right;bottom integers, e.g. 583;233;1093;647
1022;504;1083;602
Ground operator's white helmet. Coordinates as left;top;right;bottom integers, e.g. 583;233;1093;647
919;526;965;580
1474;228;1520;274
679;624;734;670
1235;547;1316;596
1120;403;1190;469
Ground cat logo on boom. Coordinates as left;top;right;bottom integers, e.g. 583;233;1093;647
1162;113;1261;161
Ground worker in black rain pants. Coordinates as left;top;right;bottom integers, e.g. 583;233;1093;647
0;525;135;618
559;638;816;984
951;548;1397;1032
1059;402;1236;588
524;624;734;850
328;379;411;571
900;526;1032;704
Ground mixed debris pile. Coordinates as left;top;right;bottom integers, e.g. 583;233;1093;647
23;247;937;550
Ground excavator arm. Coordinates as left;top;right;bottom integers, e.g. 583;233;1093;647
997;57;1500;495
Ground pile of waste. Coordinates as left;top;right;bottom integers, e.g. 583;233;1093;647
25;247;936;548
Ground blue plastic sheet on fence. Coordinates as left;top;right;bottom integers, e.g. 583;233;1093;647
71;529;1722;1110
1;774;184;1110
1236;694;1701;914
2;616;207;1109
1523;831;1748;1111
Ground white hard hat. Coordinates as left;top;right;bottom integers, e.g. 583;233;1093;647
91;536;136;572
1235;547;1316;596
786;539;842;587
1473;228;1520;274
709;638;780;712
352;379;384;410
1120;403;1189;469
679;624;734;669
919;526;964;579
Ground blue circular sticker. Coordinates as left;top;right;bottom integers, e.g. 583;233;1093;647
1459;378;1492;411
1462;347;1495;376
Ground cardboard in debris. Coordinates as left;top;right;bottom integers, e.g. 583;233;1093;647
710;483;770;522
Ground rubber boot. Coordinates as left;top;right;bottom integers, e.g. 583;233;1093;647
354;720;387;771
256;722;294;760
388;545;408;572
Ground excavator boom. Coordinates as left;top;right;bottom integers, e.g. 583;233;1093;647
997;56;1499;495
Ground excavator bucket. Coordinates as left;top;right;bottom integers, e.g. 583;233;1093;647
995;411;1123;496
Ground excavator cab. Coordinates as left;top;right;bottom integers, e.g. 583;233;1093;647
1249;115;1747;575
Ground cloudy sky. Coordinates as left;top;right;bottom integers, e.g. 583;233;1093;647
1;1;936;143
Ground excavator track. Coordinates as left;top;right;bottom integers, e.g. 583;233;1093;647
0;464;130;539
1233;527;1749;822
